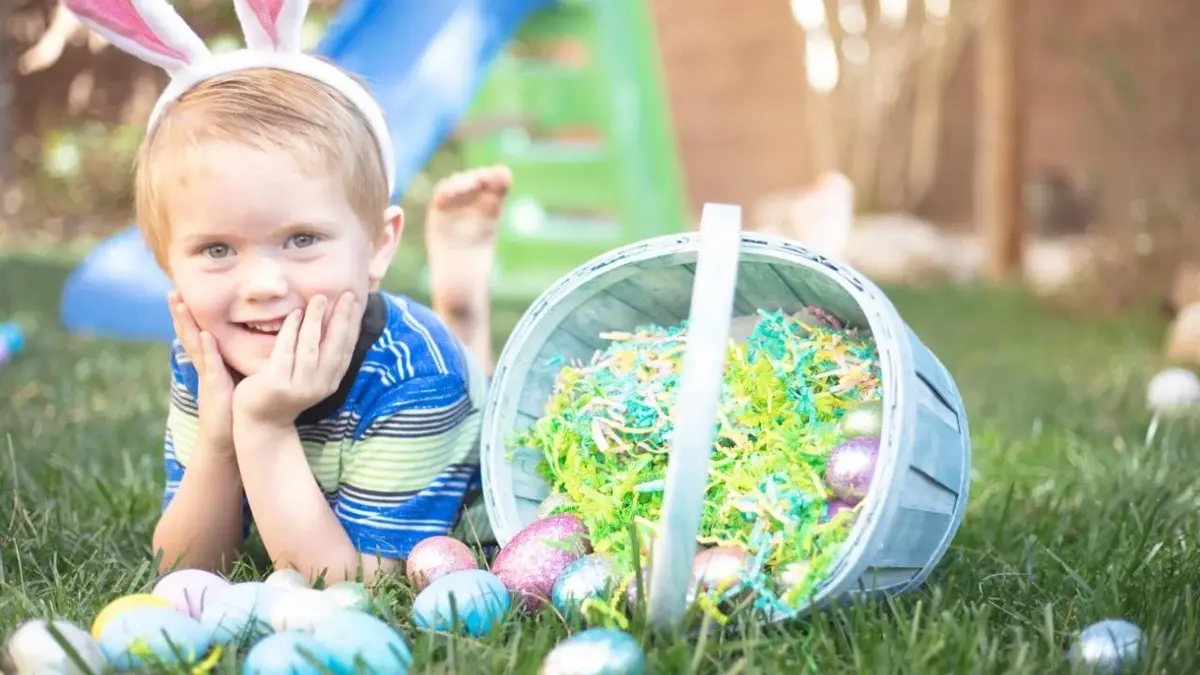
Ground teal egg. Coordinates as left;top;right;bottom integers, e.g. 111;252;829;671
412;569;510;637
551;554;620;614
243;632;336;675
200;581;286;645
97;606;211;672
839;400;884;438
539;628;646;675
311;610;412;674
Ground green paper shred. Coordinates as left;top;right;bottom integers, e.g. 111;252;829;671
509;309;884;615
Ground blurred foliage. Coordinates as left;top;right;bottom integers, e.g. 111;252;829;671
0;0;463;245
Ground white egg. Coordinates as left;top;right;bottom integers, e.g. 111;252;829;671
3;619;105;675
1147;367;1200;414
268;588;343;633
200;582;285;645
263;568;311;590
323;581;371;612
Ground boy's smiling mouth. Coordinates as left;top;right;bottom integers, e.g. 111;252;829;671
241;320;284;335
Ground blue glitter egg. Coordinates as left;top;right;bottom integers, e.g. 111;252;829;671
539;628;645;675
551;554;620;614
412;569;510;637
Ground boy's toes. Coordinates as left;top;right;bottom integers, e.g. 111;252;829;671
485;165;513;194
431;172;473;209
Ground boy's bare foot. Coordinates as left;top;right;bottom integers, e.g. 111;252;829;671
425;164;511;374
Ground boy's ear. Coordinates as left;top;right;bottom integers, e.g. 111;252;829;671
368;205;404;290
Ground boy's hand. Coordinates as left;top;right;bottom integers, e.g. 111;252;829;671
169;291;235;455
232;293;359;431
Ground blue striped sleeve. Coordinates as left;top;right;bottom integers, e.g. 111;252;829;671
335;373;483;559
161;344;251;536
162;343;199;512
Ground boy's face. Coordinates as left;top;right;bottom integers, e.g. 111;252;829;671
163;141;399;376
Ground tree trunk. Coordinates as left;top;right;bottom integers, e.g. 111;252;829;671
976;0;1025;280
0;0;14;184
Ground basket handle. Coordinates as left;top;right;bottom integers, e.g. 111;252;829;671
646;203;743;629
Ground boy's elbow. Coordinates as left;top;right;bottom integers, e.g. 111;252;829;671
151;519;233;576
356;554;400;586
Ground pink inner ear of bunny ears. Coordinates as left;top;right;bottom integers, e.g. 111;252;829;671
66;0;188;61
244;0;286;44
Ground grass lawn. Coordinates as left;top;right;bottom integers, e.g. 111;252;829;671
2;246;1199;674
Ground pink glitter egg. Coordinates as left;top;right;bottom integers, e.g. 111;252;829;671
406;536;479;592
690;546;751;598
800;304;843;330
825;436;880;505
491;514;592;611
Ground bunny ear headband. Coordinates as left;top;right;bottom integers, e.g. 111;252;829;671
61;0;396;193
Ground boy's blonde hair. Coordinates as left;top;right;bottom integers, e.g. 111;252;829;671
135;67;390;269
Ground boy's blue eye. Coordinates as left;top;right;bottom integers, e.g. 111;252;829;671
289;233;317;248
204;244;231;259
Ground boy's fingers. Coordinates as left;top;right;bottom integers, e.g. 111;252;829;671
170;298;204;371
198;331;225;384
268;309;303;377
319;293;358;384
292;295;328;384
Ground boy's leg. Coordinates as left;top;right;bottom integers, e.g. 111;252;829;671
424;164;512;375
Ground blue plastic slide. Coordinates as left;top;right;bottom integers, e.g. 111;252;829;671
58;0;554;343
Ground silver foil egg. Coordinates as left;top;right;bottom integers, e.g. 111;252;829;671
1068;619;1145;674
839;400;884;438
539;628;646;675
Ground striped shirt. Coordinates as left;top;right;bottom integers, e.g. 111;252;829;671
161;292;488;559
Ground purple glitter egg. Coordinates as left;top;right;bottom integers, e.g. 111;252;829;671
491;515;592;611
824;499;857;522
825;436;880;505
623;565;647;610
406;536;479;592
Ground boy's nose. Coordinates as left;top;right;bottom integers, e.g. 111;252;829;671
240;258;289;301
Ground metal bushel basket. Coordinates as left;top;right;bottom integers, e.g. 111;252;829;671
481;203;970;625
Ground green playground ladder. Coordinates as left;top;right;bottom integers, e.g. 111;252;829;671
450;0;691;304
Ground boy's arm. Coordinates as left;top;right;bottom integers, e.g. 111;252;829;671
236;372;482;584
235;424;366;582
151;347;248;574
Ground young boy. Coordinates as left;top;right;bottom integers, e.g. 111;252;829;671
149;68;512;584
60;0;513;584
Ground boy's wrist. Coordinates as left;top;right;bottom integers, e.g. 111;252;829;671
232;415;297;459
196;429;237;462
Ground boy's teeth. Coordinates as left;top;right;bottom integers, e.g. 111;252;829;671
247;322;282;333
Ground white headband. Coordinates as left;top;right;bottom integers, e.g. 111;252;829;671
62;0;396;193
